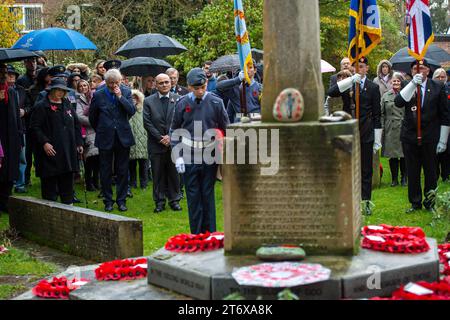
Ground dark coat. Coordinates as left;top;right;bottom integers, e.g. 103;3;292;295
394;79;449;145
143;92;179;154
0;87;23;183
328;79;382;143
89;85;136;150
30;95;82;178
171;85;189;96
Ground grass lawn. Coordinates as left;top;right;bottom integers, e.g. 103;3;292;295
0;157;449;300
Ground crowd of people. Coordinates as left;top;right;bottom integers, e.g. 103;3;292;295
0;52;449;233
0;55;261;234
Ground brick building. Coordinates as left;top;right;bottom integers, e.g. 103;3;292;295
13;0;61;33
434;34;450;69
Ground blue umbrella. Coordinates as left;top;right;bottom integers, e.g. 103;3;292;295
12;27;97;51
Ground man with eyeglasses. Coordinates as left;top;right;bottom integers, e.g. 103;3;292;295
143;73;182;214
170;68;229;234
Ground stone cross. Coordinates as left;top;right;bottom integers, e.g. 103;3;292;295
261;0;324;122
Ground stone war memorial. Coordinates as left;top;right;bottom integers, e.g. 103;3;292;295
11;0;442;301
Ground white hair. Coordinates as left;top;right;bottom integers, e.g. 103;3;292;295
432;68;447;81
104;69;122;82
166;68;178;76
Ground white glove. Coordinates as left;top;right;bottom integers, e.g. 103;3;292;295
400;77;421;103
238;71;245;82
412;74;423;86
373;129;383;154
436;126;450;154
337;74;361;93
175;157;185;174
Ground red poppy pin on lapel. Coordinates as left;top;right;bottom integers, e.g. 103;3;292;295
185;105;192;113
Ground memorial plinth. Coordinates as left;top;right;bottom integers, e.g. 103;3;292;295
223;120;362;255
147;239;439;300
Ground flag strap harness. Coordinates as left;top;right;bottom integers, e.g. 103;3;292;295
361;224;430;254
95;258;148;281
165;232;225;253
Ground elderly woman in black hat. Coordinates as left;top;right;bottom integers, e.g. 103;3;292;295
30;78;83;205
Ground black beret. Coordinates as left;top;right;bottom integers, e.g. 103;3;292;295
358;56;368;65
48;65;66;77
187;68;207;86
104;60;122;71
410;59;430;69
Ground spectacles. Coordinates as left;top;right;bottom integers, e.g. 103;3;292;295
157;81;171;85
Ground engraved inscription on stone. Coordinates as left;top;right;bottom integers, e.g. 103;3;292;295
224;122;361;255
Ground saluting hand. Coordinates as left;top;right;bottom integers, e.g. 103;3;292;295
44;143;56;157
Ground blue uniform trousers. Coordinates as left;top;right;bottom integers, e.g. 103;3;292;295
184;163;217;234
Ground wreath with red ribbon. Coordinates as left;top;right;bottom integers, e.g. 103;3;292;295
438;244;450;276
361;224;430;254
32;277;89;299
372;280;450;300
165;232;224;253
95;258;148;281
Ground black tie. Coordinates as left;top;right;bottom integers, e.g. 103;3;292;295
195;98;202;105
161;97;169;117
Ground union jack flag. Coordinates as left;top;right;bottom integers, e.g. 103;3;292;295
406;0;434;60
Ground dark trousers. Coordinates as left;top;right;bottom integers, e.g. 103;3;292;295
0;182;13;212
389;158;406;181
40;172;74;205
129;159;149;188
99;138;130;206
85;155;99;188
184;163;217;234
150;152;180;206
403;142;438;208
25;131;33;184
361;142;373;201
437;149;450;181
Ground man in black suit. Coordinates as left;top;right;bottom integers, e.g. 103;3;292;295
143;73;182;213
328;57;382;215
89;69;136;212
395;59;449;213
166;68;189;96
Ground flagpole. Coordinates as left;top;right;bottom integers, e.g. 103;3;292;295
416;60;422;145
355;0;363;121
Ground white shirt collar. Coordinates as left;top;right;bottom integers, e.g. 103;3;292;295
158;92;170;99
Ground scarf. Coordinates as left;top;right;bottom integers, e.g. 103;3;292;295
0;82;9;105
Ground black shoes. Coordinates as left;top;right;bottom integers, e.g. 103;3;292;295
86;184;97;192
154;205;165;213
118;204;128;212
170;203;182;211
390;180;399;187
105;204;114;212
401;176;407;187
73;195;82;204
14;187;27;194
405;206;421;214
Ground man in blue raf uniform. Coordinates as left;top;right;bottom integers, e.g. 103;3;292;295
89;69;136;212
395;59;450;213
215;60;262;123
328;57;382;216
170;68;230;234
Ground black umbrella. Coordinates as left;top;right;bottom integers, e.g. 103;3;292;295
390;44;450;65
115;33;187;59
251;48;264;62
210;54;241;73
119;57;172;77
0;48;39;63
390;56;441;75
